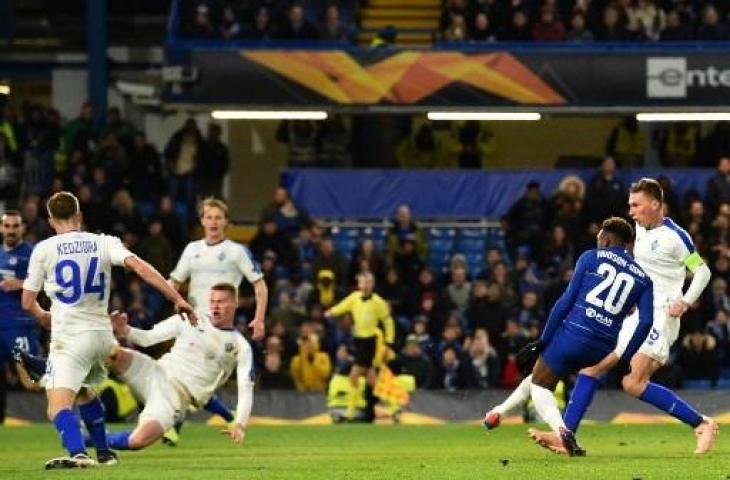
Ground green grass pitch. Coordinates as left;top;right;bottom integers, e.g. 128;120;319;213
0;424;727;479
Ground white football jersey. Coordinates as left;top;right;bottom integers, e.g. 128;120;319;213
23;231;133;334
170;239;263;312
633;217;695;305
127;313;254;415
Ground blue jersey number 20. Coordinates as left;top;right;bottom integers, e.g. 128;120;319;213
55;257;106;304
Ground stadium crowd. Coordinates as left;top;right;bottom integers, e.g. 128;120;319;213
1;100;729;395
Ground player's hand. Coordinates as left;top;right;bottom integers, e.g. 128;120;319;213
174;299;198;326
516;340;543;366
222;423;246;444
110;311;129;337
37;310;51;329
0;278;22;292
668;299;690;318
249;318;265;341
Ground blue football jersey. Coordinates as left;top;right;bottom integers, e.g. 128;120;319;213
541;246;654;358
0;242;34;328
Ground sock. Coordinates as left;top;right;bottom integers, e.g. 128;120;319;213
204;395;234;423
639;382;703;428
530;383;566;433
563;373;600;433
494;374;532;415
52;409;86;456
107;431;133;450
79;397;109;451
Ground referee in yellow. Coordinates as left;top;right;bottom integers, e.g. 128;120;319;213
325;272;395;420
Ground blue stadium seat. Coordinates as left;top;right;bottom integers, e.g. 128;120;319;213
455;229;487;254
363;226;388;252
331;226;361;257
682;379;713;389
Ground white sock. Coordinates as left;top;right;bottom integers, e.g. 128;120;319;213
530;383;566;433
493;374;532;415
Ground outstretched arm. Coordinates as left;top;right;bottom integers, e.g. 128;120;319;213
113;311;186;347
124;256;197;325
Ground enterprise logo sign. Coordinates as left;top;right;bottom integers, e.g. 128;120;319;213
647;57;730;98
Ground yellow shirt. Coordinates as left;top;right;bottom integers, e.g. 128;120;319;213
329;291;394;343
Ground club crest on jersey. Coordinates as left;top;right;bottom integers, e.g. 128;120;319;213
8;256;17;266
224;342;234;353
651;239;659;251
218;251;226;262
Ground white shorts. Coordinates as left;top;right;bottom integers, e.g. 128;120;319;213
120;350;189;431
615;304;680;365
46;331;117;393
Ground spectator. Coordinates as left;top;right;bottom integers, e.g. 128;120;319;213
249;217;299;274
101;106;135;150
679;328;719;386
541;224;574;278
157;195;186;255
317;115;351;167
566;11;594;41
307;269;344;312
444;14;468;41
709;309;730;366
547;175;585;239
394;334;434;389
393;238;425;288
682;199;712;240
506;180;546;260
465;329;500;388
280;4;319;40
127;131;164;202
606;116;646;167
471;12;496;41
63;101;96;154
515;290;545;328
466;281;508;349
259;351;295;389
444;265;471;319
379;267;409;321
707;157;730;216
164;118;202;205
662;123;699;167
319;4;349;41
76;184;105;233
20;195;51;243
349;238;385;285
501;9;532;41
696;4;729;41
196;123;229;200
219;5;242;40
385;204;428;265
583;156;626;226
135;219;174;278
312;237;348;287
457;121;496;168
245;7;276;40
290;333;332;391
532;5;566;41
632;0;665;40
595;5;631;41
260;187;310;238
188;3;216;38
108;189;145;243
490;261;519;311
659;9;693;41
432;345;471;390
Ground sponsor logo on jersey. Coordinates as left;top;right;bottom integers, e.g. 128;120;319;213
651;239;659;252
218;251;226;262
586;307;613;327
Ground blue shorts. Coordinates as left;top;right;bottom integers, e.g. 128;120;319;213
541;327;611;377
0;326;40;364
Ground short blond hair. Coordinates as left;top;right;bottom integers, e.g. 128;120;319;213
199;197;229;219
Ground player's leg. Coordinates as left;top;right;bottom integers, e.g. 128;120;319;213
563;352;619;433
76;387;117;465
44;343;95;469
483;374;533;429
622;351;718;453
108;419;166;450
529;357;565;433
347;364;363;419
204;394;234;423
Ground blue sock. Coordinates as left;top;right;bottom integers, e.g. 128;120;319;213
204;395;234;423
563;373;600;433
639;382;703;428
79;397;109;451
107;431;133;450
52;409;86;456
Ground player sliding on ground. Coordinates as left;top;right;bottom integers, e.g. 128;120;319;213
102;283;254;450
485;217;654;455
525;178;718;455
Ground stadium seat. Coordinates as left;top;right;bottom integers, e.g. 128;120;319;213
331;226;361;257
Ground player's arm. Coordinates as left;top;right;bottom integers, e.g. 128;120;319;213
113;311;185;347
619;283;655;365
249;279;268;341
378;300;396;346
324;293;354;317
124;256;197;325
20;248;51;328
539;251;590;346
669;250;711;317
229;337;255;444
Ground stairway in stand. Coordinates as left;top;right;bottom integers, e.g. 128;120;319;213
358;0;441;46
